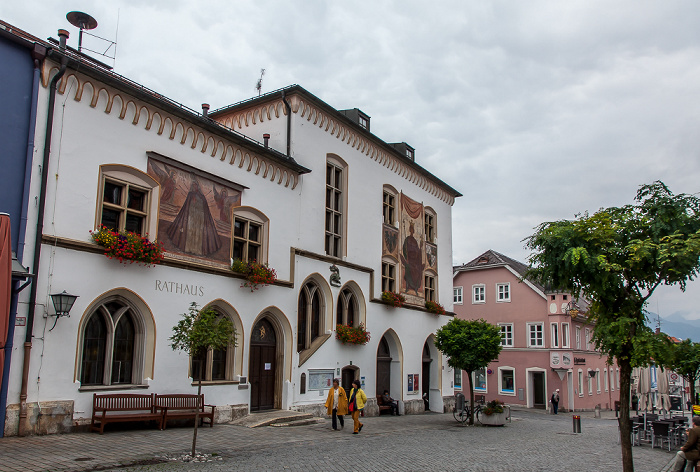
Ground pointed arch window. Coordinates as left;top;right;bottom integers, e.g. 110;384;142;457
190;309;236;382
298;282;324;352
79;299;145;386
336;288;358;327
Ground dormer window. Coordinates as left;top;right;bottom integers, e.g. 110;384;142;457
406;148;414;159
358;115;369;130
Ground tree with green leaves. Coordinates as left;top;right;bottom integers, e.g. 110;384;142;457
170;302;236;457
435;318;502;425
525;181;700;472
668;339;700;408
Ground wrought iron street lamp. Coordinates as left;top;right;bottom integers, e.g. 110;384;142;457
49;290;78;330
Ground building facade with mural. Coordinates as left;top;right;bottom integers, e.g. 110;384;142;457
2;22;461;435
452;250;617;412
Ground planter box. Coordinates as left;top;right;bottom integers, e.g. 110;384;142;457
479;411;507;426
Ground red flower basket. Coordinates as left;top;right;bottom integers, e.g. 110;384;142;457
90;226;164;266
335;323;371;345
231;258;277;291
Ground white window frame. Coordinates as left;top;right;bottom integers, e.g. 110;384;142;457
473;367;487;392
578;370;584;397
472;284;485;304
610;368;615;392
585;328;591;350
575;326;581;350
617;368;620;389
527;322;545;348
496;283;511;302
596;368;601;393
453;286;463;305
453;369;462;390
588;371;593;395
604;368;609;392
499;323;513;347
550;323;559;348
562;322;570;348
498;366;516;396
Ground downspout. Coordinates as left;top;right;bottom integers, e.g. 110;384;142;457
0;44;45;439
281;91;291;157
18;30;69;436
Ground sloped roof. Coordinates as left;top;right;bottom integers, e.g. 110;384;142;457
454;249;546;292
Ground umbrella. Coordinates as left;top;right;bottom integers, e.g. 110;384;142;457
656;366;671;412
0;214;11;393
638;366;651;411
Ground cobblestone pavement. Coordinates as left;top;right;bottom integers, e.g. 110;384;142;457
0;410;677;472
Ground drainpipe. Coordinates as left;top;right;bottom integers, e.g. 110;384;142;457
18;30;69;436
281;91;291;157
0;43;46;439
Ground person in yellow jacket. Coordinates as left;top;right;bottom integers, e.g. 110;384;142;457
324;379;348;431
348;379;367;434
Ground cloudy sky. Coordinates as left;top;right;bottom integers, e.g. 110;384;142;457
4;1;700;324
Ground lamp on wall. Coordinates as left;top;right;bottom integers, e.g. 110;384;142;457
564;301;580;318
588;370;597;378
49;290;79;330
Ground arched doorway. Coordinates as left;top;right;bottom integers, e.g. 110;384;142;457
376;336;392;395
341;365;359;395
422;342;432;410
250;318;277;412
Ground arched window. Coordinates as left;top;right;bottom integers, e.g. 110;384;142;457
231;207;270;264
79;299;143;386
336;288;357;327
297;282;323;352
191;309;237;382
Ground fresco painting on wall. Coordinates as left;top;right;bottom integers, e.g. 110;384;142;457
148;156;241;266
382;225;399;260
399;192;425;305
425;243;437;271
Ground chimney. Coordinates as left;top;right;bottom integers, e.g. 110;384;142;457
263;133;270;148
201;103;210;117
58;29;69;50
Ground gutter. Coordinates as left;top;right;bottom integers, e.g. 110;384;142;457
0;43;45;439
17;30;69;436
281;90;291;158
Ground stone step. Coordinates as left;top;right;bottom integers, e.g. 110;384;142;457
269;418;325;427
230;410;316;428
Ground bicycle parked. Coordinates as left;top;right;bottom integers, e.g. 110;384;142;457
453;394;485;424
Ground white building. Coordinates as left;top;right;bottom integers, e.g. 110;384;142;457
6;32;461;435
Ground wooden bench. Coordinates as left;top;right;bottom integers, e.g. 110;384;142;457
91;393;163;434
154;394;215;429
376;395;394;415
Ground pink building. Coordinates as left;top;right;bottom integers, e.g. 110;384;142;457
452;250;619;411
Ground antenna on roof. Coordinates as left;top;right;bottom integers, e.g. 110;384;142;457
255;68;266;96
66;11;117;62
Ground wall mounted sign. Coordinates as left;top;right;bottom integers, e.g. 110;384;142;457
155;280;204;296
308;369;335;391
574;357;586;365
407;374;414;392
264;363;272;371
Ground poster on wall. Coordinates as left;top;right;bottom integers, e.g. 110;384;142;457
413;373;419;393
308;369;335;391
147;153;242;266
399;193;425;305
407;374;414;392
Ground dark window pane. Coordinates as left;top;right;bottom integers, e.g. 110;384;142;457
232;240;244;261
334;214;341;234
325;212;332;232
334;192;341;212
326;165;332;185
191;349;207;381
112;313;135;384
233;219;245;238
127;188;146;211
101;208;120;230
326;188;332;208
124;213;143;234
335;169;342;189
297;291;307;352
248;244;259;262
81;314;107;385
311;291;320;340
336;296;343;326
103;181;122;205
333;236;341;257
347;296;355;327
211;347;227;381
248;223;260;242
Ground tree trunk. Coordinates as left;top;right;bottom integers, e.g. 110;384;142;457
467;370;475;426
618;357;634;472
192;370;202;457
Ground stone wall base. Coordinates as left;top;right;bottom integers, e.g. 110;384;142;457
403;398;425;415
5;402;249;436
4;401;74;436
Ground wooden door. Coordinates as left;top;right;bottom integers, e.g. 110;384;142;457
342;368;355;396
533;372;546;408
250;319;277;412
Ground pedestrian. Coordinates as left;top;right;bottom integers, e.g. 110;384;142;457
382;390;400;415
348;379;367;434
671;415;700;472
550;389;560;415
324;379;348;431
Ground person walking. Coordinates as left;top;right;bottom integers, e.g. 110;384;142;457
348;379;367;434
325;379;348;431
550;389;560;415
672;415;700;472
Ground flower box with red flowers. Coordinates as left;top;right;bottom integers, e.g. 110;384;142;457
425;300;446;315
335;323;371;345
381;291;405;307
90;226;164;266
230;258;277;291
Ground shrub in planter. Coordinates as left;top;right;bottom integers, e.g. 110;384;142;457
483;399;505;416
230;258;277;291
335;323;371;345
425;300;446;315
90;226;164;266
381;291;405;307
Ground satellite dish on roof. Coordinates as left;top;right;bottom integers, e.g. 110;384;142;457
66;11;98;52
